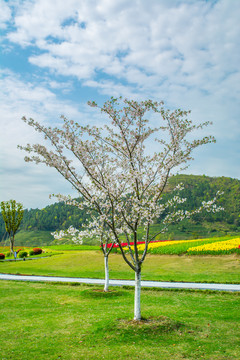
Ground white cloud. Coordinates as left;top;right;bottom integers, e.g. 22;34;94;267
0;0;11;29
0;0;239;208
5;0;239;101
0;69;87;208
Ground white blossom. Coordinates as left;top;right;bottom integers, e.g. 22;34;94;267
20;97;222;318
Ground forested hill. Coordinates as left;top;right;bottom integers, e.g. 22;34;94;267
164;174;240;225
0;174;240;242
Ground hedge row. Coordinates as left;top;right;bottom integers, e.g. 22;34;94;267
0;248;43;259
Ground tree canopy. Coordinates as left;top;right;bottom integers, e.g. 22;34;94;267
19;97;223;319
0;200;24;253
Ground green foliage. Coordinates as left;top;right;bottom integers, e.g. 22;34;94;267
0;200;24;236
0;200;24;251
22;200;88;232
165;174;240;226
18;251;28;258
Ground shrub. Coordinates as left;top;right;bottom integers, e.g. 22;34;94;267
18;251;28;258
32;247;43;255
29;250;35;256
0;253;5;259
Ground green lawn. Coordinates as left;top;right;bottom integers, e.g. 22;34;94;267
14;230;53;246
1;250;239;283
0;280;239;360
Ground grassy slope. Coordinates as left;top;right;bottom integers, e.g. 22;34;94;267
1;250;239;283
15;230;53;246
0;280;239;360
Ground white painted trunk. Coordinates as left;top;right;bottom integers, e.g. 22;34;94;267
104;256;109;292
134;271;141;320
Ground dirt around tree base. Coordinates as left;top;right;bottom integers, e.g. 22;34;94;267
117;316;184;333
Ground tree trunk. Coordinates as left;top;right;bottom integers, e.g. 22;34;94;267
10;236;14;253
104;255;109;292
134;270;141;320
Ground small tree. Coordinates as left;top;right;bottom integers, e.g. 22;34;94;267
0;200;24;254
51;223;115;292
19;97;223;319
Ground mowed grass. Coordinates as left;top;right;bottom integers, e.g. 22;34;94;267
0;280;239;360
1;250;240;283
0;245;97;257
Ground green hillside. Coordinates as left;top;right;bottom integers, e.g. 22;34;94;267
160;174;240;239
1;174;240;247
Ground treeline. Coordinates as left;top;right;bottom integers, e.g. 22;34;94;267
0;201;89;241
0;174;240;241
23;201;89;232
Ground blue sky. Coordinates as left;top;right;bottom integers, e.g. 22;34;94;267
0;0;239;209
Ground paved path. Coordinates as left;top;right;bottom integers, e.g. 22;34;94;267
0;273;239;291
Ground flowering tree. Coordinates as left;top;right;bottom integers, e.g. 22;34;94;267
51;223;114;292
19;97;223;320
0;200;24;255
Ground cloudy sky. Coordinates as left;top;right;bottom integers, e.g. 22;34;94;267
1;0;239;209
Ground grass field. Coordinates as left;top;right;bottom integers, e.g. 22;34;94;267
0;280;239;360
1;238;239;359
14;230;53;246
1;250;239;284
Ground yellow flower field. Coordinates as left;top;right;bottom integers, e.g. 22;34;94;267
121;236;240;255
187;237;240;254
124;238;208;251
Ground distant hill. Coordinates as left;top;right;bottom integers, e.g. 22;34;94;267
160;174;240;239
1;174;239;246
0;200;89;246
165;174;240;226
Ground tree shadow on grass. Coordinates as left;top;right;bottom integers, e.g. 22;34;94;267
80;288;130;299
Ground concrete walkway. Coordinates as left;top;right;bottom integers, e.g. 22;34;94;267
0;273;239;291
